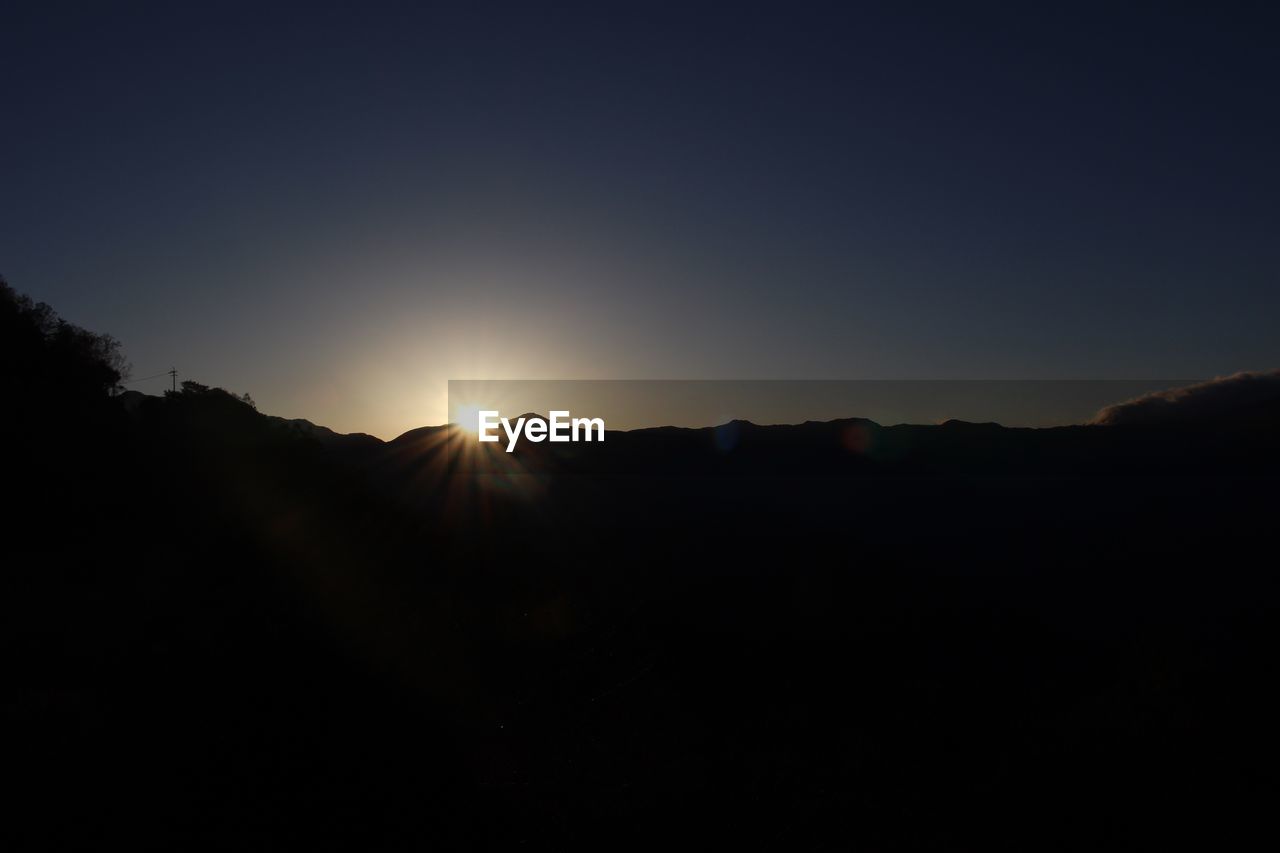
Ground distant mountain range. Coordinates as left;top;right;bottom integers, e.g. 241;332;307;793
117;368;1280;484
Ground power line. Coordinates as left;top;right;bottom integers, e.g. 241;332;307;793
123;370;172;384
123;368;178;390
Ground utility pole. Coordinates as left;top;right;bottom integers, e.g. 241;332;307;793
169;367;177;393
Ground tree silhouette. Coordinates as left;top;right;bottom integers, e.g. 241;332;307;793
0;276;129;400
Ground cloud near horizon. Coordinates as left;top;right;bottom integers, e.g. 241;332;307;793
1091;369;1280;426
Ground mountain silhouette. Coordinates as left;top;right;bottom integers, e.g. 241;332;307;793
5;280;1280;850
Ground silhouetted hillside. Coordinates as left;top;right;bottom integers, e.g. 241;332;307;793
5;282;1280;850
1093;368;1280;428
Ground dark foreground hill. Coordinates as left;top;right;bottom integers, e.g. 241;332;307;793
5;286;1280;850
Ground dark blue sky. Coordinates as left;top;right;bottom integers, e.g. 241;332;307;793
3;2;1277;436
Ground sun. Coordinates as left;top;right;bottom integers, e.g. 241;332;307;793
448;383;519;435
454;404;484;435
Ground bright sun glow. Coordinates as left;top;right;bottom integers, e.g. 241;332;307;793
454;404;483;434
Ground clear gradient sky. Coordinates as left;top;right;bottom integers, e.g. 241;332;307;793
3;2;1278;438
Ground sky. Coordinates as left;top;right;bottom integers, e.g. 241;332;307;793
3;2;1278;438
